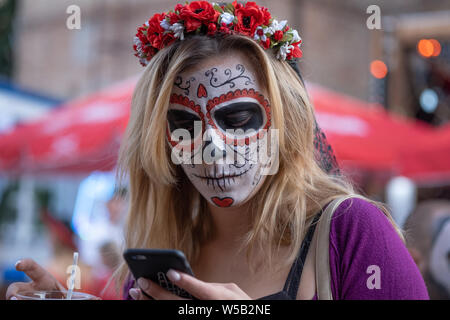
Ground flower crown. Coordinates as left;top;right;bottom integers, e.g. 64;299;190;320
133;1;303;66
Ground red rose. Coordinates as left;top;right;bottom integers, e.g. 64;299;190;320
174;4;184;13
234;2;265;36
207;23;217;35
146;13;166;49
274;30;283;41
167;11;180;24
179;1;219;32
140;45;157;63
262;38;271;49
136;27;149;45
261;7;271;25
232;1;243;10
219;23;231;35
287;44;303;59
162;32;176;47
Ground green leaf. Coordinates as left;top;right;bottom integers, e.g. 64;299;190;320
213;4;224;13
283;33;293;42
224;3;235;14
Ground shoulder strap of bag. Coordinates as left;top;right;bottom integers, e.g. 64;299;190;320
314;194;366;300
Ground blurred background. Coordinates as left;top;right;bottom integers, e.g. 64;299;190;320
0;0;449;299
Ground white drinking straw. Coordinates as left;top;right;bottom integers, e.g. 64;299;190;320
66;252;79;300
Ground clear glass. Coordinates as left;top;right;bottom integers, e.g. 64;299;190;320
15;290;95;300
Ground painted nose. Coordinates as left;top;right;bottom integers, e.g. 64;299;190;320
202;139;227;159
202;128;228;162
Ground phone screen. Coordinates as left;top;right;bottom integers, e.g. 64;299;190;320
123;249;195;299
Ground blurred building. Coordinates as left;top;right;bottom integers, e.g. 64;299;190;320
0;81;60;133
297;0;450;126
10;0;450;126
11;0;302;99
12;0;158;99
0;0;15;79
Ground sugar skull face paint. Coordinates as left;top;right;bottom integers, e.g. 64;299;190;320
167;54;276;208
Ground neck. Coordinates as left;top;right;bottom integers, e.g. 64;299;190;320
206;201;252;250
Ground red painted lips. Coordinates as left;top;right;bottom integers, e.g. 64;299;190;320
211;197;234;207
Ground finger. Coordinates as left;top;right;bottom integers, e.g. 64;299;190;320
138;278;187;300
15;259;49;282
129;288;145;300
166;270;216;299
5;282;33;300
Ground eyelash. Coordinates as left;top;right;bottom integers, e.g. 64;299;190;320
173;120;196;130
223;111;252;127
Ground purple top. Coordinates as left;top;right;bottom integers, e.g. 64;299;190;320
123;198;429;300
319;197;428;299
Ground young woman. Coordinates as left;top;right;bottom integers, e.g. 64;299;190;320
6;1;428;300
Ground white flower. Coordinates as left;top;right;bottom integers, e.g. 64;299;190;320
268;19;287;34
220;12;234;25
276;43;293;60
290;29;301;44
169;23;185;40
135;44;143;54
253;26;267;42
133;36;141;46
133;36;144;54
140;57;149;66
160;19;171;30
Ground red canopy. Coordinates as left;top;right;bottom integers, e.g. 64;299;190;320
308;84;450;183
0;79;449;183
0;78;134;174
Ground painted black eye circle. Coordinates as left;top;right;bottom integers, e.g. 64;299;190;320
213;102;264;132
167;109;202;140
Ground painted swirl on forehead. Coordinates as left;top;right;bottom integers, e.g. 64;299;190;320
205;64;255;89
174;76;196;95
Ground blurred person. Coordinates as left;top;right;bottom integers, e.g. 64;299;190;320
71;172;118;269
104;187;128;251
40;211;96;296
90;188;128;300
404;200;450;299
94;242;122;300
6;1;428;300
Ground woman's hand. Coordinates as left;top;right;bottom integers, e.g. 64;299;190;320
129;269;251;300
6;259;68;300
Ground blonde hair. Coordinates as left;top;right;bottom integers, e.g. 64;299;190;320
113;34;403;291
